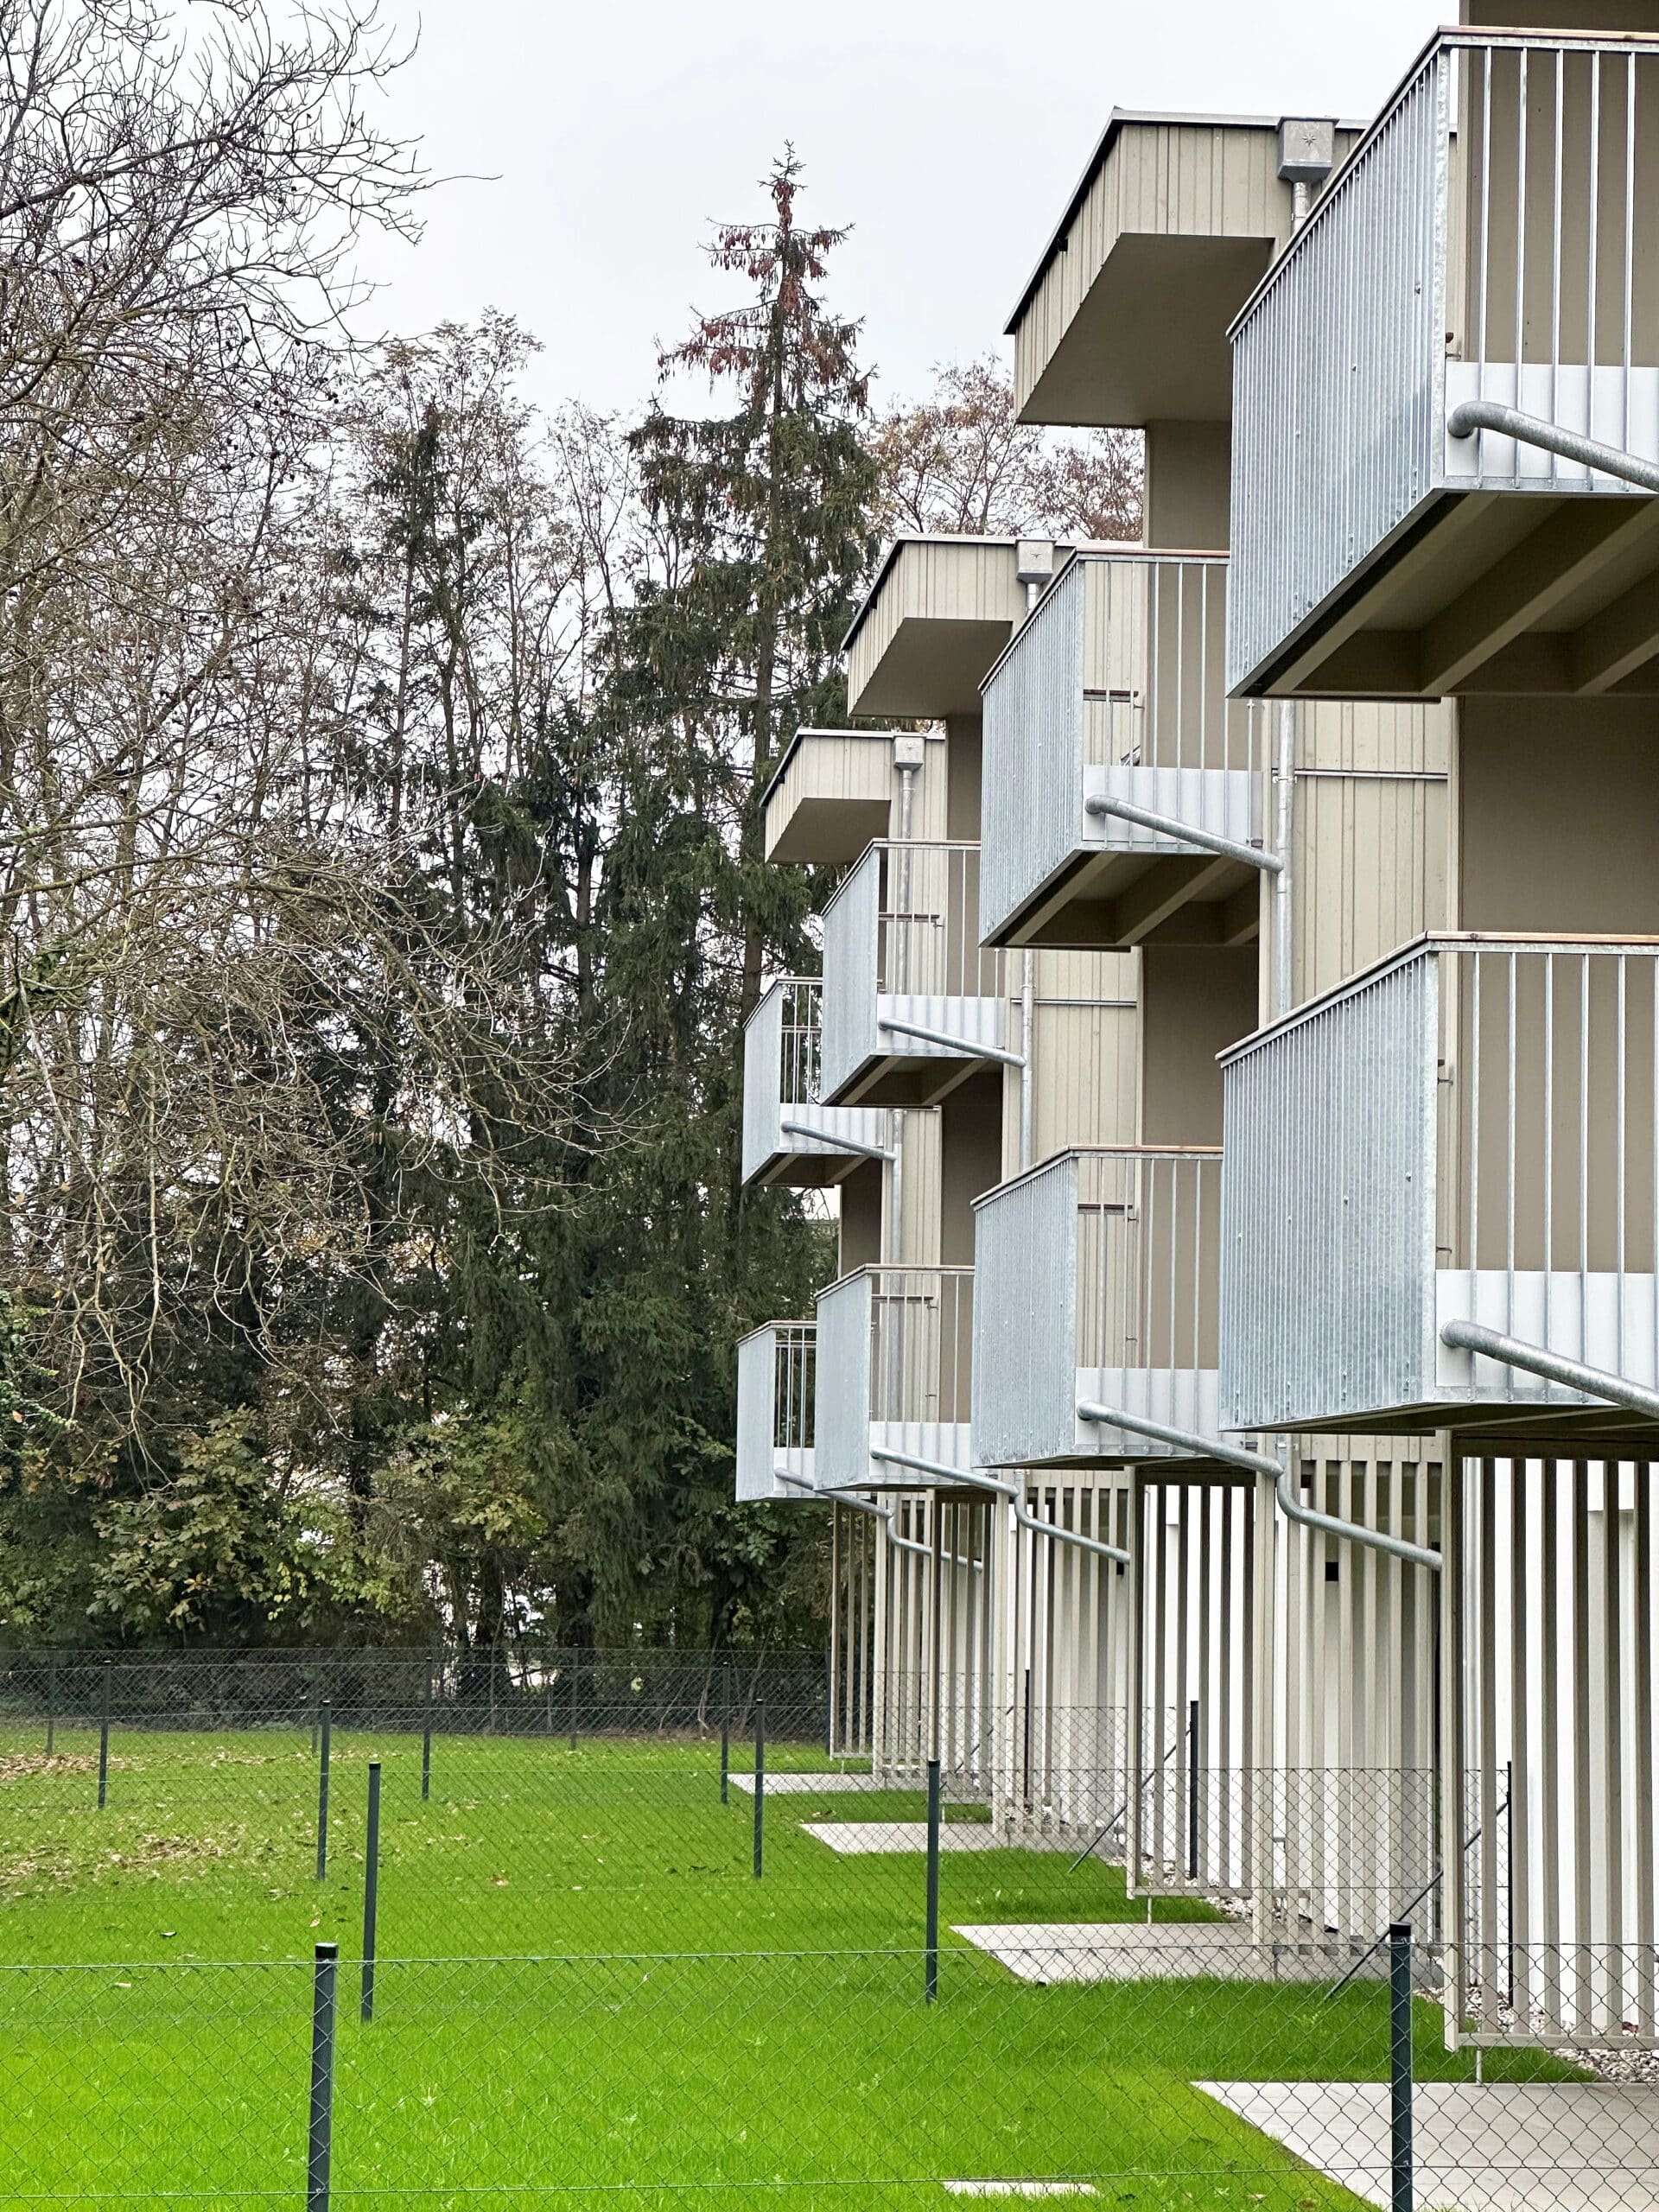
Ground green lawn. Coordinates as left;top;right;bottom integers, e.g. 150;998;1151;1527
0;1726;1577;2208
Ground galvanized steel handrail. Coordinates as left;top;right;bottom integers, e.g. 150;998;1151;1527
1440;1319;1659;1424
1076;1402;1442;1570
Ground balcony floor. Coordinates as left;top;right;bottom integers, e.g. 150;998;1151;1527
1244;365;1659;702
990;846;1261;951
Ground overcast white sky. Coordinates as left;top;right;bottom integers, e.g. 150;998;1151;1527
359;0;1449;419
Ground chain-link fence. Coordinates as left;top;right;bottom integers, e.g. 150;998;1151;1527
0;1649;1649;2206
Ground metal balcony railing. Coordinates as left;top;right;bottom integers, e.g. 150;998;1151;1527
1230;29;1659;692
740;979;887;1185
981;553;1259;944
974;1148;1222;1468
815;1264;975;1488
734;1322;816;1502
1222;934;1659;1433
820;842;1007;1102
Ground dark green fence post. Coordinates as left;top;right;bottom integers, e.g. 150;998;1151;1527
315;1701;332;1881
97;1662;111;1808
1187;1697;1200;1880
1389;1923;1414;2212
720;1707;730;1806
308;1942;338;2212
45;1657;56;1757
421;1659;433;1803
310;1672;320;1758
752;1699;766;1878
360;1761;381;2023
925;1758;941;2003
569;1649;578;1753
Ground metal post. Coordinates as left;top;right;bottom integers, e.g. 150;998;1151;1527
360;1762;380;2023
421;1662;432;1803
308;1942;338;2212
569;1649;578;1753
1389;1924;1414;2212
753;1700;766;1878
311;1672;320;1758
925;1757;941;2003
720;1701;730;1807
1188;1697;1200;1881
45;1657;55;1757
315;1700;332;1881
98;1662;110;1808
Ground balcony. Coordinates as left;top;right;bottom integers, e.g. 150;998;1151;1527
1230;32;1659;702
1222;935;1659;1441
820;842;1007;1106
814;1265;975;1489
843;537;1031;718
761;728;944;866
734;1323;816;1502
1007;114;1355;429
973;1148;1222;1470
741;980;889;1189
980;552;1262;949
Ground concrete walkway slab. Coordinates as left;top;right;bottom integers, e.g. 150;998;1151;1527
1198;2081;1659;2212
952;1922;1358;1983
728;1771;881;1796
800;1820;1003;1853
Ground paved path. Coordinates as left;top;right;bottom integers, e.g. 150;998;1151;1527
1198;2081;1659;2211
799;1820;1007;1853
951;1921;1362;1983
728;1771;885;1796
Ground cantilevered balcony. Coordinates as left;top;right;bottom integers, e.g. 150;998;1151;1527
973;1148;1221;1469
814;1265;975;1489
1222;935;1659;1443
980;552;1262;949
741;980;889;1189
762;728;943;866
1230;31;1659;702
843;537;1033;718
734;1322;817;1503
820;842;1007;1106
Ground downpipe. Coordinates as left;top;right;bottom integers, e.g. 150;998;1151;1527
1446;399;1659;495
871;1447;1131;1567
1083;792;1283;874
1075;1402;1441;1572
1439;1319;1659;1425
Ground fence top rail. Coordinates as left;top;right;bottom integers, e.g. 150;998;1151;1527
978;546;1232;696
736;1317;817;1351
821;1262;976;1298
1220;930;1659;1067
745;976;822;1033
974;1143;1224;1211
1231;25;1659;344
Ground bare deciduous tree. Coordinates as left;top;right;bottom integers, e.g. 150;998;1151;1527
869;354;1142;544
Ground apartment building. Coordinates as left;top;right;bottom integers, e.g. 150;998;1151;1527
734;0;1659;2050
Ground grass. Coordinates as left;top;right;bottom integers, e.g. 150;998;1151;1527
0;1723;1581;2209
